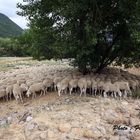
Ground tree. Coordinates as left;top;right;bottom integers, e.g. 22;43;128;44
0;37;24;56
17;0;140;73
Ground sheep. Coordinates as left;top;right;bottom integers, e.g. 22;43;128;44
69;78;78;95
115;81;131;98
20;83;28;97
13;82;23;102
6;85;13;101
43;78;54;92
78;78;87;96
91;79;98;96
57;77;71;96
0;88;6;101
26;80;35;87
102;81;122;98
97;80;105;95
26;83;46;99
53;77;63;91
86;77;92;94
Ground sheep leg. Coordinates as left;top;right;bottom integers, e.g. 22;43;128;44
89;88;91;94
103;91;107;98
32;94;34;99
95;89;98;96
6;94;9;102
35;93;37;98
32;92;36;99
54;85;57;91
70;88;73;95
45;89;47;95
51;86;53;92
80;88;83;96
64;89;67;94
40;91;43;96
58;90;61;96
114;92;117;98
43;90;46;95
84;88;86;96
10;92;12;101
45;87;47;93
118;91;122;100
123;90;127;98
92;88;94;96
19;94;23;102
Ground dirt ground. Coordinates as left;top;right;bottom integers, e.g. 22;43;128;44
0;57;140;140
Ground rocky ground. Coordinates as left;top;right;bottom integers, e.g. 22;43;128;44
0;57;140;140
0;93;140;140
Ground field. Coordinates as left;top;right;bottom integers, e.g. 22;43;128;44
0;57;139;75
0;57;140;140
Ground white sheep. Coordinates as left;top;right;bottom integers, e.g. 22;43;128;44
26;83;46;99
43;78;54;92
69;78;78;95
91;79;98;96
102;81;122;98
57;77;70;96
115;81;131;98
13;82;23;102
20;83;29;96
6;85;13;101
86;77;92;94
0;88;6;101
53;77;63;91
78;78;87;96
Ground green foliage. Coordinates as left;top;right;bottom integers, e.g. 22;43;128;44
0;13;23;38
0;33;32;57
17;0;140;73
14;29;33;56
0;37;21;56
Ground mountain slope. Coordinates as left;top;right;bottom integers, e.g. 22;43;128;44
0;13;23;37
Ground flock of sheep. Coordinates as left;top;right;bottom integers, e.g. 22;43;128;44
0;64;140;103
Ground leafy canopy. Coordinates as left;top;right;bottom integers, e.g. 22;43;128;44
17;0;140;73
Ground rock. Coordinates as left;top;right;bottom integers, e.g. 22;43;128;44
119;136;129;140
71;127;83;137
24;122;38;136
25;122;37;131
0;119;7;126
47;129;56;138
98;137;110;140
104;109;118;124
96;125;106;135
26;116;33;122
110;136;119;140
121;101;128;106
19;112;32;122
58;123;71;133
83;129;94;138
7;116;12;124
38;122;48;131
129;117;140;126
131;130;140;140
24;129;31;137
40;132;47;139
29;131;41;140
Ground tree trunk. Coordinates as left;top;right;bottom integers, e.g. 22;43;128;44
95;63;107;73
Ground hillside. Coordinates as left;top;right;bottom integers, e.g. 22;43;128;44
0;13;23;37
